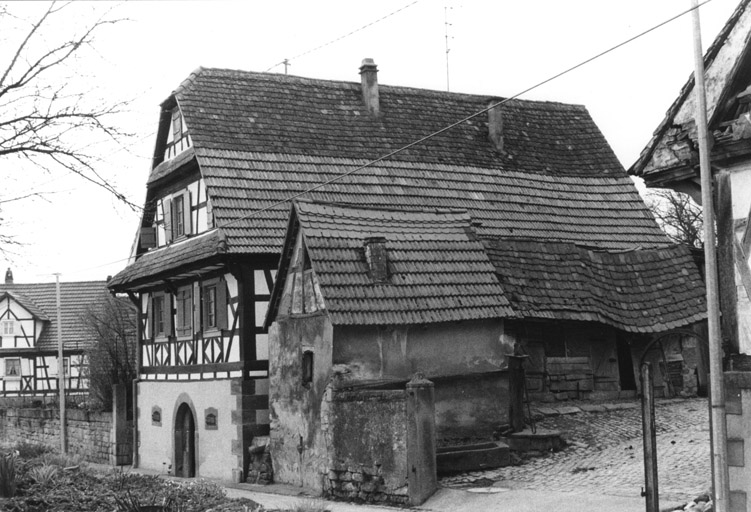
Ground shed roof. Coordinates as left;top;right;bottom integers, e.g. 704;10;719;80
0;281;111;351
483;239;707;333
272;200;515;326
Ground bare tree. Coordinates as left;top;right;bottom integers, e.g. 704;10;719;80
81;294;137;411
646;188;703;248
0;2;138;209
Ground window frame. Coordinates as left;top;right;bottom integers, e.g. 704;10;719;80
302;350;314;388
175;286;193;338
173;194;185;238
2;320;14;336
201;278;227;332
5;358;21;379
204;285;217;330
152;293;167;339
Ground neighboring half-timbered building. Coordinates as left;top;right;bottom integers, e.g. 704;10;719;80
109;60;707;483
0;270;110;397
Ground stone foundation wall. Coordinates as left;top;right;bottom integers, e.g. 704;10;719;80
0;407;122;464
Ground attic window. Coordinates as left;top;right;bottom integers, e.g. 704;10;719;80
2;321;14;335
164;107;191;160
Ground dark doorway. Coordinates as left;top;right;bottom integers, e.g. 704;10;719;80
174;403;195;477
616;337;637;391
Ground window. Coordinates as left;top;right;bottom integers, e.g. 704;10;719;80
205;285;217;329
2;321;14;336
176;287;192;337
5;358;21;379
164;108;191;160
173;195;185;238
202;279;227;331
153;294;166;338
302;351;314;387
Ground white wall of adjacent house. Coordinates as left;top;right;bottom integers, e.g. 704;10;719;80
0;297;40;349
154;179;210;248
724;163;751;355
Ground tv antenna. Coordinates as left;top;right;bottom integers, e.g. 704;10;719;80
444;5;452;91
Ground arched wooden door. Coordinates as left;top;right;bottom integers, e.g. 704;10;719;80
174;403;195;477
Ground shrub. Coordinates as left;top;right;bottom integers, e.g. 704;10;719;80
286;498;331;512
13;441;50;460
0;452;17;498
28;464;59;486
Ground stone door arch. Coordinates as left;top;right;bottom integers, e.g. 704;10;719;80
174;402;195;477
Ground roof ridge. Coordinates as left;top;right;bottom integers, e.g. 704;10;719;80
178;66;589;111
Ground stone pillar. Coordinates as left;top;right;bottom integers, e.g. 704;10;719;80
110;383;132;466
724;372;751;512
406;374;437;506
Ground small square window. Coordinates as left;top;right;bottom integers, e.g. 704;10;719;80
2;321;14;336
5;358;21;379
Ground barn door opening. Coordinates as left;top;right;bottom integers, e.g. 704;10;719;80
174;403;195;477
616;336;637;391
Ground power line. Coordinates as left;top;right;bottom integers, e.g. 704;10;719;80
264;1;420;73
64;0;714;278
223;0;716;229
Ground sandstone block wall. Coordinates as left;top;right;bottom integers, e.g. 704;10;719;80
0;407;124;464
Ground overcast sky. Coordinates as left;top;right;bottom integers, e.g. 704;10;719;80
0;0;740;283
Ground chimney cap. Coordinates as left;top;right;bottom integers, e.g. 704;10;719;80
360;58;377;71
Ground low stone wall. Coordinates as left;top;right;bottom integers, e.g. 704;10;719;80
323;377;437;506
324;388;409;504
0;407;127;464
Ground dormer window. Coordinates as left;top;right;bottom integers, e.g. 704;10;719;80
164;107;191;160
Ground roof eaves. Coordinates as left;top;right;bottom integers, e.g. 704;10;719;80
629;0;751;177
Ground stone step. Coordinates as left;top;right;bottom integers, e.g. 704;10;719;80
506;429;563;453
436;441;510;475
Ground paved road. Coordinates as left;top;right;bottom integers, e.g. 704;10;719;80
440;397;711;505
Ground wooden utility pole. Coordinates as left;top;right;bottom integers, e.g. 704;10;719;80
641;363;658;512
691;1;729;509
55;273;67;454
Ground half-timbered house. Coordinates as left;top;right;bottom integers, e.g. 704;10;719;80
109;60;707;483
0;270;110;397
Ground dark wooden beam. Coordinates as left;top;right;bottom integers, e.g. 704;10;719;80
716;172;739;355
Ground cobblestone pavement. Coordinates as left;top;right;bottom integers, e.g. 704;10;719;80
440;398;710;504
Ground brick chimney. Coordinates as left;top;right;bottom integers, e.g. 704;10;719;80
5;268;13;285
364;237;388;283
487;100;504;153
359;58;380;117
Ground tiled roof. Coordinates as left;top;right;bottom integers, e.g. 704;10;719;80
113;66;672;288
283;201;515;326
483;239;707;333
108;230;226;288
0;281;111;351
198;151;670;255
173;68;624;177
